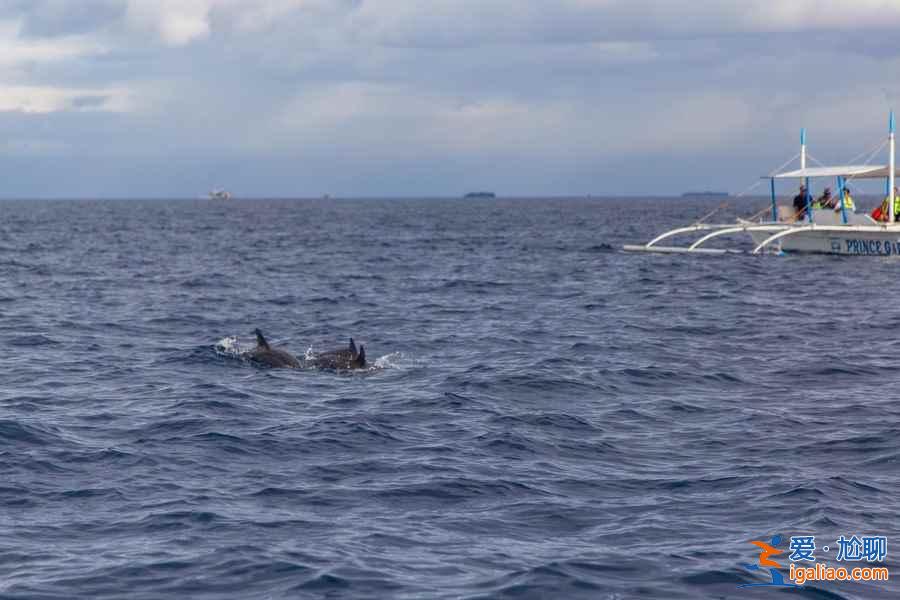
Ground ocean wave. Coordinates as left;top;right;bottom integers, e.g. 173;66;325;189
4;197;900;599
0;419;63;446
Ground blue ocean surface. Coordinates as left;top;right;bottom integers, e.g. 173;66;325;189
1;196;898;599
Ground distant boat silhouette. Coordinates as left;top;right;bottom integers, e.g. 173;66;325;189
681;191;729;197
464;191;496;199
209;189;231;200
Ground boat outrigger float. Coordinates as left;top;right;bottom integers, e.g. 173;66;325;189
624;112;900;256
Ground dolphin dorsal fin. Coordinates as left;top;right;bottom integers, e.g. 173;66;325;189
255;328;270;349
356;345;366;367
349;337;357;356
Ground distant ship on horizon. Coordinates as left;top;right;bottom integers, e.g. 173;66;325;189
209;189;232;200
464;191;496;199
681;191;729;197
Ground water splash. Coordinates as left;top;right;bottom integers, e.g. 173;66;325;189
214;335;249;358
374;352;403;370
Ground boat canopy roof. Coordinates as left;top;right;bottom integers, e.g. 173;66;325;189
769;165;900;179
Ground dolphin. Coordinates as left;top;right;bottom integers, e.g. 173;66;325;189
309;338;366;370
246;329;302;368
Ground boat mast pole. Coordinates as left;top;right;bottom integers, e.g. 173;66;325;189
802;128;812;222
770;178;777;221
890;111;896;224
838;175;847;224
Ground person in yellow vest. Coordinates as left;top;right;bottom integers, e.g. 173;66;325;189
892;186;900;221
874;187;900;221
838;187;855;212
878;187;900;223
816;187;835;209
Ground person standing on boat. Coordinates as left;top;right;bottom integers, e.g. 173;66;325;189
892;187;900;221
816;187;836;209
839;187;855;212
875;186;900;221
792;184;809;221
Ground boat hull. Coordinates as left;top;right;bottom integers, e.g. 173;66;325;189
748;228;900;255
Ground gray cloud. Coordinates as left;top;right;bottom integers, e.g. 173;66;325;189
5;0;124;37
0;1;898;197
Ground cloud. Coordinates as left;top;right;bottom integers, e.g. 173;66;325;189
8;0;123;37
0;18;124;115
2;0;900;196
214;0;332;33
14;1;900;49
0;19;106;68
0;84;132;113
262;79;754;163
124;0;213;46
348;0;900;47
119;0;339;46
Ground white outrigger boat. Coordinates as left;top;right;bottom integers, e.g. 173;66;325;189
624;113;900;256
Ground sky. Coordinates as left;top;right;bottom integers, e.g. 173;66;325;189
3;0;900;198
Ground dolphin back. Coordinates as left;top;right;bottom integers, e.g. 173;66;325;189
246;331;367;370
349;338;365;367
246;328;301;368
309;338;368;369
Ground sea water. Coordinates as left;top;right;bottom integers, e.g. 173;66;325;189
1;197;898;598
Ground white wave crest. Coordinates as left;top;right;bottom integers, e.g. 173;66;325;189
373;352;403;370
214;335;249;357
